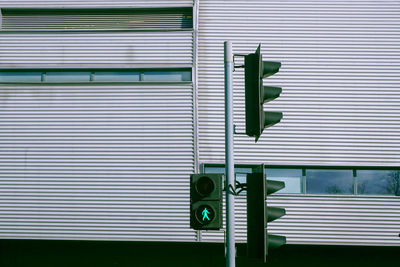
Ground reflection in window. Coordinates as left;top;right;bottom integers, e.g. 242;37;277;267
358;170;400;196
266;168;302;193
203;165;400;196
306;169;353;194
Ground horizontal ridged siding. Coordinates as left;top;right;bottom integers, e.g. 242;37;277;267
0;84;195;241
198;0;400;246
198;0;400;167
202;196;400;246
0;31;193;68
0;0;193;8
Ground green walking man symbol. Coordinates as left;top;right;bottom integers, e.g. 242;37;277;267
202;207;211;221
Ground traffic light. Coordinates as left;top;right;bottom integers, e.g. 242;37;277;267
190;174;223;230
247;165;286;262
244;44;283;142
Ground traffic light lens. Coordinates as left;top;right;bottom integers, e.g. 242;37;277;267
196;176;215;196
195;204;215;225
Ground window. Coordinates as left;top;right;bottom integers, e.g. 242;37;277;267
357;170;400;196
0;71;42;83
0;69;192;83
1;8;193;31
306;169;353;195
266;168;302;194
203;164;400;196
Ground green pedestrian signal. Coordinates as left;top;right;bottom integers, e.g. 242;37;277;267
190;174;222;230
202;207;210;221
194;205;215;225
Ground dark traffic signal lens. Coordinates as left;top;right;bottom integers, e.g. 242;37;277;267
195;176;215;196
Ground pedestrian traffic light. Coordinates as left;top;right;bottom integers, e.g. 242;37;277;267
190;174;223;230
244;44;283;142
247;165;286;262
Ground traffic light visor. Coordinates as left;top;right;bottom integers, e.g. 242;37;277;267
261;61;281;78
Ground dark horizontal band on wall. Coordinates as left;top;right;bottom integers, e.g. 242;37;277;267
202;163;400;196
0;68;192;83
1;7;193;31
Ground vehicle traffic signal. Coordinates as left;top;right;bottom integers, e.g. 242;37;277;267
247;165;286;262
190;174;223;230
244;44;283;142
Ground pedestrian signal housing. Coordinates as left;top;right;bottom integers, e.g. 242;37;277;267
247;164;286;262
190;174;223;230
244;44;283;142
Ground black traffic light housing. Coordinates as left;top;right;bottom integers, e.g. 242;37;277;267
190;174;223;230
244;44;283;142
247;165;286;262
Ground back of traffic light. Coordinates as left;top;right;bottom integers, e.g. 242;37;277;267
244;44;283;142
190;174;223;230
247;164;286;262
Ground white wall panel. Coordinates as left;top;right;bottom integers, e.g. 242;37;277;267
202;195;400;246
198;0;400;167
0;84;195;241
198;0;400;246
0;31;193;68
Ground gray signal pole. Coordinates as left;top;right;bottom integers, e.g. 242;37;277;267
224;41;236;267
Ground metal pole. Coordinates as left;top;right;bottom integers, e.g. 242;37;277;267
224;41;235;267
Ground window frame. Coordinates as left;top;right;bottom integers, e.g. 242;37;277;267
0;68;192;84
202;163;400;197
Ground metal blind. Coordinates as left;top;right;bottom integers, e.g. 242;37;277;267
0;0;193;8
0;84;195;241
1;8;193;31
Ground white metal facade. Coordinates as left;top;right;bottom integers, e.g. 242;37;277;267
0;0;399;247
197;0;400;167
197;0;400;245
0;1;196;241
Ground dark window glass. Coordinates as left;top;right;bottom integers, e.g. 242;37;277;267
1;8;193;31
306;169;353;194
357;170;400;196
266;168;302;194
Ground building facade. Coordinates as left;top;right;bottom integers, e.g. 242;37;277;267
0;0;399;248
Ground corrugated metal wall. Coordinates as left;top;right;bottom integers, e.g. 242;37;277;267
198;0;400;245
0;83;195;241
198;0;400;167
0;0;196;241
0;32;193;68
203;196;400;246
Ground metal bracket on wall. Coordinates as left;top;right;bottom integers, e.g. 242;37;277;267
233;124;247;136
233;54;247;70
